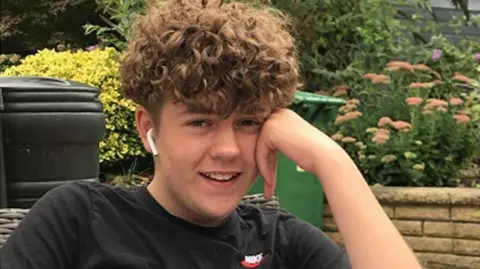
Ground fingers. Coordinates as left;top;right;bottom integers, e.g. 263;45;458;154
255;133;278;200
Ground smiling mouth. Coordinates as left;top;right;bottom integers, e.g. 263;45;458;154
199;172;242;182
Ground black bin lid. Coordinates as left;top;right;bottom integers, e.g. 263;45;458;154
0;76;98;92
0;76;103;112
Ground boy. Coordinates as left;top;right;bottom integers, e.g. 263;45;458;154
1;1;422;268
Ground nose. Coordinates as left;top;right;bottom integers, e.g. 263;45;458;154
209;125;241;161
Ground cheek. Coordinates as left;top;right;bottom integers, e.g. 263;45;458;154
238;133;259;165
162;137;209;167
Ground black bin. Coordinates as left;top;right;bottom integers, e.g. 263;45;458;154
0;76;106;208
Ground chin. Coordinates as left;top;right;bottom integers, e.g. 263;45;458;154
200;201;238;222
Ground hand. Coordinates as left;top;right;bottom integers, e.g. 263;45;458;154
255;109;343;199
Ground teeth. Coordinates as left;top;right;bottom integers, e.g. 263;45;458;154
204;173;237;181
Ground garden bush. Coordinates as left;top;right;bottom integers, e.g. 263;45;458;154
0;54;22;73
79;0;480;186
1;0;103;55
326;60;480;187
1;48;145;166
85;0;479;89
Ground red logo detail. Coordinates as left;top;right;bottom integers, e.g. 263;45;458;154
241;253;268;268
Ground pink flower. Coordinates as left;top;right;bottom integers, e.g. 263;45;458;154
449;97;464;106
332;85;349;92
409;82;433;89
335;115;347;125
425;99;448;110
391;121;411;131
345;111;362;118
341;136;357;143
331;133;344;141
339;104;356;113
347;98;360;105
371;75;391;84
424;102;447;112
333;90;347;97
437;107;447;113
86;45;99;51
432;49;442;62
374;128;390;144
378;117;393;127
412;64;431;71
454;114;470;124
363;73;377;79
387;61;414;72
406;97;423;105
454;73;472;85
335;112;361;125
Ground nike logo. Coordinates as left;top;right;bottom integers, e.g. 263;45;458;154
241;252;268;268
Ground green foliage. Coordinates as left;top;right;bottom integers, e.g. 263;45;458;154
1;48;145;165
84;0;479;87
0;54;22;73
327;61;480;187
81;0;480;186
0;0;103;55
84;0;147;50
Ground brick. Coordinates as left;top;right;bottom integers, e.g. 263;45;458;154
323;217;337;232
396;205;449;220
323;204;394;219
324;205;333;217
425;222;480;240
404;236;452;253
371;186;450;204
450;188;480;206
392;220;423;236
453;239;480;256
454;223;480;240
416;253;480;269
424;222;454;238
452;207;480;222
325;232;343;245
382;205;395;218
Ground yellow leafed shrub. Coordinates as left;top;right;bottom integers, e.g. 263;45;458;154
2;48;145;165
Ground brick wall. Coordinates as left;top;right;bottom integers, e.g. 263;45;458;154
323;186;480;269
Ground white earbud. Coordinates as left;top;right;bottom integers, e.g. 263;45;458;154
146;128;158;156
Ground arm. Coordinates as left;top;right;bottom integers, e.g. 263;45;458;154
312;143;421;269
0;182;92;269
256;109;422;269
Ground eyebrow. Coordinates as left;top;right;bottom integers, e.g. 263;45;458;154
179;105;269;118
179;106;216;115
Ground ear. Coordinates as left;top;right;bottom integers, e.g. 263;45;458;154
135;105;158;156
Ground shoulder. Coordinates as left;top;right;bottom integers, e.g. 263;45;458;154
43;180;138;201
25;181;138;218
235;204;349;269
32;181;94;210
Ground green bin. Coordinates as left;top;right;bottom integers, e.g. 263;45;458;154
248;91;345;228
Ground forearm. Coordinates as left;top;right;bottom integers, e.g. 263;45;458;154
312;144;422;269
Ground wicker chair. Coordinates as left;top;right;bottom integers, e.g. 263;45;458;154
0;193;278;248
0;208;29;247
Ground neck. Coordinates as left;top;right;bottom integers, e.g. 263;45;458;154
146;176;226;228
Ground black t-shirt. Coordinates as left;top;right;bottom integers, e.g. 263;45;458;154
1;181;350;269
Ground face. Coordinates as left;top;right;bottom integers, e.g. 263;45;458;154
137;101;268;227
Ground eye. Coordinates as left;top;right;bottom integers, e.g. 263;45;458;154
236;119;263;133
238;119;261;127
188;120;211;127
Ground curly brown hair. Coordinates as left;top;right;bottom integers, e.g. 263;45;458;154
120;0;302;118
